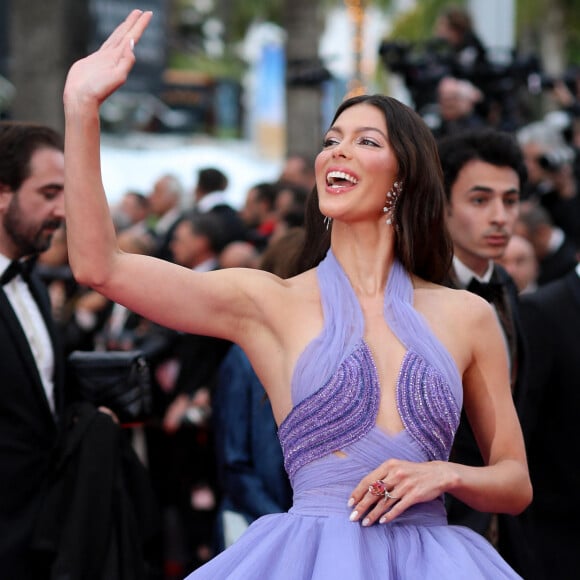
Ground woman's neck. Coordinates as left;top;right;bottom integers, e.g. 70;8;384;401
330;223;395;297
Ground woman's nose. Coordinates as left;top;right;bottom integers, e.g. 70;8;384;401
332;141;350;159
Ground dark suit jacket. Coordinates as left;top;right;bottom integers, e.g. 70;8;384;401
519;270;580;518
537;236;578;287
516;269;580;579
0;270;66;578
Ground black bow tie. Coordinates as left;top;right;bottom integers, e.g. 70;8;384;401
466;277;504;303
1;258;36;286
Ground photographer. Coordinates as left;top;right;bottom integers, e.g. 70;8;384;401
518;120;580;248
378;6;533;132
430;76;486;139
433;5;489;74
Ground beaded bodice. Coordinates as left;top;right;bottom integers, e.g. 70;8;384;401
278;342;380;479
278;251;462;481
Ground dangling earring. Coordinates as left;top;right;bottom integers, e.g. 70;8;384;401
324;216;332;230
383;180;403;225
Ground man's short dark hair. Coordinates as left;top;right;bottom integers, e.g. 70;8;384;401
184;211;228;254
0;122;63;191
252;182;278;210
437;129;528;201
197;167;228;194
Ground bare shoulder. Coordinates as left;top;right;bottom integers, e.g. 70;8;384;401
234;266;319;306
411;278;497;373
412;278;494;324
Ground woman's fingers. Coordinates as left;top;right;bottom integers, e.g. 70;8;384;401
348;459;430;525
349;464;387;505
348;460;450;526
101;9;149;50
126;10;154;49
349;486;402;526
64;11;153;108
347;462;393;521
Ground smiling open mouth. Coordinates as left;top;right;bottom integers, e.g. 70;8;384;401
326;171;359;187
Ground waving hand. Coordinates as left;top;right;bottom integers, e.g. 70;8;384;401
63;10;152;109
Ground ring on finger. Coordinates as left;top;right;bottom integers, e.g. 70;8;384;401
368;480;388;497
369;480;399;501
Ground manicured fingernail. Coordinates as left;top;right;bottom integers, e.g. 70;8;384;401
379;516;387;524
362;518;370;527
349;510;359;522
130;38;135;50
347;497;355;507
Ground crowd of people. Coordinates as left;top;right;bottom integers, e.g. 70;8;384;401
32;154;312;577
1;6;580;580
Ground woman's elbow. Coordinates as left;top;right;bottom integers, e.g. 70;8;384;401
507;474;533;515
70;264;108;290
69;251;119;289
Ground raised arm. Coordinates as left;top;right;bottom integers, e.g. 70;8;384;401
62;11;272;343
63;10;151;283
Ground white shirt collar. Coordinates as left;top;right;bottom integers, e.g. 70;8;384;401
453;255;494;287
0;252;11;276
548;227;565;253
196;191;230;213
193;257;218;273
154;207;182;235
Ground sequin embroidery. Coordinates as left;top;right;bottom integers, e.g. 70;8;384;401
397;350;460;461
279;341;380;479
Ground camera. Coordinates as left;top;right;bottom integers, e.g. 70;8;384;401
527;68;578;94
378;39;454;110
378;39;543;129
537;147;575;172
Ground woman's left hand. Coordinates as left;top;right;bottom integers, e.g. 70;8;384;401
347;458;456;526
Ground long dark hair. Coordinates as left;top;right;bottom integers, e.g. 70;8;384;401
294;94;453;283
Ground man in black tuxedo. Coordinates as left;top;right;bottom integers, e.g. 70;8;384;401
437;129;532;575
517;265;580;579
0;123;161;579
0;122;66;578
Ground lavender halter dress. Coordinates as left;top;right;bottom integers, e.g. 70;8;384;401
186;250;521;579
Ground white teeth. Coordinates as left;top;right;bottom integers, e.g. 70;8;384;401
326;170;358;186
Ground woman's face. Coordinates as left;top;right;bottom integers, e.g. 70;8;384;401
315;103;399;225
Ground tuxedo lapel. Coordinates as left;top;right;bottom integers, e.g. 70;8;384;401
29;272;65;414
489;267;518;389
565;270;580;310
0;281;58;422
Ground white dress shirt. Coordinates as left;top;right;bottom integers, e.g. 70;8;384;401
0;254;55;413
452;255;494;287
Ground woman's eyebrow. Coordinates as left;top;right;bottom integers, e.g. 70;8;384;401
326;126;388;140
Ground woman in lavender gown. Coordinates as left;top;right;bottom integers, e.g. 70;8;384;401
62;11;531;579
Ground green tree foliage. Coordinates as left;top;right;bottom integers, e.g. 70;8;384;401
516;0;580;65
387;0;465;41
222;0;283;42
